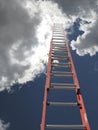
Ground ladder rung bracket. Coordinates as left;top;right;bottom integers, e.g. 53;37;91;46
47;102;78;106
46;124;86;129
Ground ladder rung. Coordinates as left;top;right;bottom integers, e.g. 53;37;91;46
52;46;66;48
52;62;70;65
50;83;75;87
52;57;68;60
52;48;67;51
52;64;70;68
52;46;67;49
52;43;65;45
52;51;68;55
51;71;72;74
53;33;63;35
52;47;68;52
52;49;67;52
54;27;62;29
52;55;68;58
51;71;72;77
53;41;65;43
54;26;62;27
53;30;63;32
53;39;65;41
53;34;64;36
50;86;75;90
52;36;65;41
52;45;65;48
52;53;68;56
46;124;86;129
53;31;63;32
53;27;63;29
53;35;64;37
51;74;72;77
52;45;66;47
47;102;78;106
54;29;63;30
53;31;64;35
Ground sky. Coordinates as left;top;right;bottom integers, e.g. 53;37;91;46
0;0;98;130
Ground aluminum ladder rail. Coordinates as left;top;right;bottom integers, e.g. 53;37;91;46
40;24;90;130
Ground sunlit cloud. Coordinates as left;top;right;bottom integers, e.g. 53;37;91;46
0;0;98;91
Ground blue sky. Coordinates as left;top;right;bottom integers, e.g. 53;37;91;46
0;21;98;130
0;48;98;130
0;0;98;130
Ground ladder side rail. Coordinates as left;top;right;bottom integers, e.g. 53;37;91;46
40;38;53;130
65;34;90;130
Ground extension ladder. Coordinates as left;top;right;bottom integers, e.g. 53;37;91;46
40;24;90;130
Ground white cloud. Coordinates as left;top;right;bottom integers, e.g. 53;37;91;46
54;0;98;56
1;0;98;91
55;0;98;56
0;0;71;91
0;120;10;130
0;0;40;91
71;9;98;56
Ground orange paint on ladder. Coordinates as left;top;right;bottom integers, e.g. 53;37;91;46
40;24;90;130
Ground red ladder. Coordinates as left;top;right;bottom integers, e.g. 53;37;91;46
40;24;90;130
